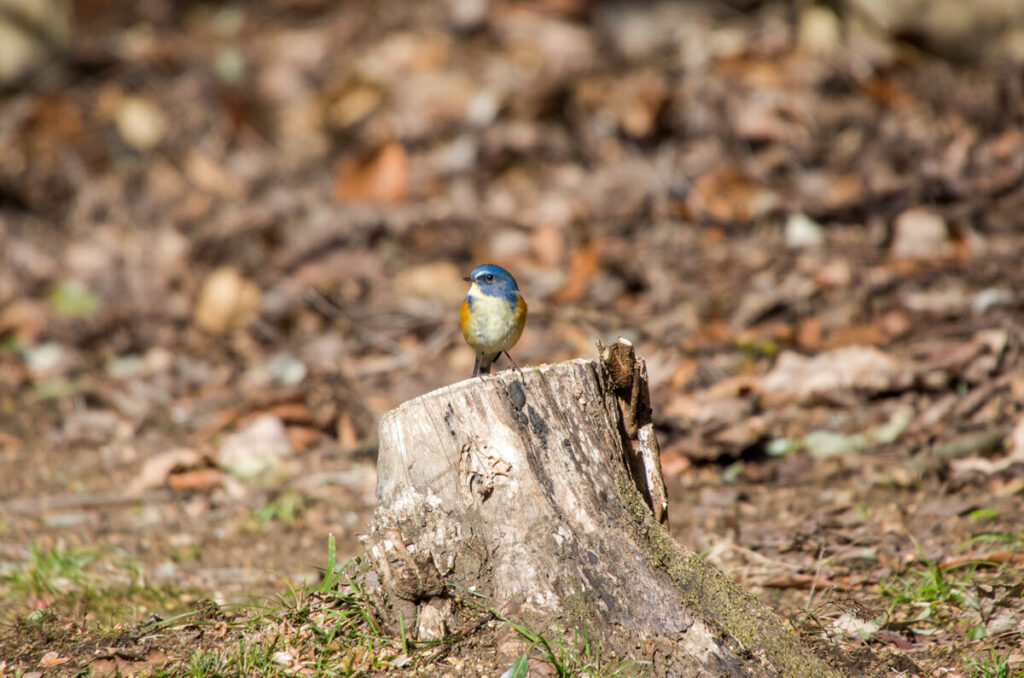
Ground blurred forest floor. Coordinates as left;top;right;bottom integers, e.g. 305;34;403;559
1;0;1024;675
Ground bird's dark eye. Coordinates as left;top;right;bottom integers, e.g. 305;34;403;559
485;274;495;282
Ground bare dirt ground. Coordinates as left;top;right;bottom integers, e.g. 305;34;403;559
2;0;1024;675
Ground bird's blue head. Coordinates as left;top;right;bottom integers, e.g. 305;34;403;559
463;264;520;298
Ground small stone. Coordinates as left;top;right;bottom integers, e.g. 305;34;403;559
214;47;246;85
891;207;953;260
784;213;825;248
870;406;914;445
972;287;1015;314
804;430;870;457
266;352;308;386
154;560;178;579
116;95;168;151
446;0;489;30
106;354;144;379
798;5;841;55
22;342;65;376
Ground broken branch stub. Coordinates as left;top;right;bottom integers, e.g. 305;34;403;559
362;344;841;676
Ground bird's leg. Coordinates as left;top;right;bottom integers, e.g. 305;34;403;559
472;354;482;377
503;351;523;377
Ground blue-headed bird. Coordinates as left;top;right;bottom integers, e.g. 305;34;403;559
459;264;527;376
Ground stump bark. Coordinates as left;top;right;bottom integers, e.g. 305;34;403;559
362;343;842;677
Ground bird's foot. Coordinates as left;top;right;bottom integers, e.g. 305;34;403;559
503;352;524;378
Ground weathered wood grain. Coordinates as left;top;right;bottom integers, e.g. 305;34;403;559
363;351;842;677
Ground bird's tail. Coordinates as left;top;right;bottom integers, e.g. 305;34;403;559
478;353;496;374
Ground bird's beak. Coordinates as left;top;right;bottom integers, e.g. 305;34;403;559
462;276;473;282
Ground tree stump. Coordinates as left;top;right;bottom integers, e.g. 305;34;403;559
362;342;841;677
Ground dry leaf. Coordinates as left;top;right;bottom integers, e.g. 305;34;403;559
39;651;71;668
687;167;778;223
185;150;243;198
575;70;668;139
532;225;565;267
0;298;49;343
217;414;293;478
285;425;318;452
693;319;732;346
956;416;1024;476
326;81;384;130
0;428;23;459
551;242;598;303
797;317;822;349
668;359;698;389
760;346;910;406
878;309;912;337
659;449;692;477
797;171;865;213
193;267;261;335
822;324;887;349
394;262;465;304
334;141;408;204
268;402;315;425
168;468;223;491
1011;416;1024;458
813;258;852;288
130;448;204;494
337;411;359;448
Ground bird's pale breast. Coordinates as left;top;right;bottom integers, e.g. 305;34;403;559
460;291;526;354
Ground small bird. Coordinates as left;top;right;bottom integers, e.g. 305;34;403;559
460;264;527;377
